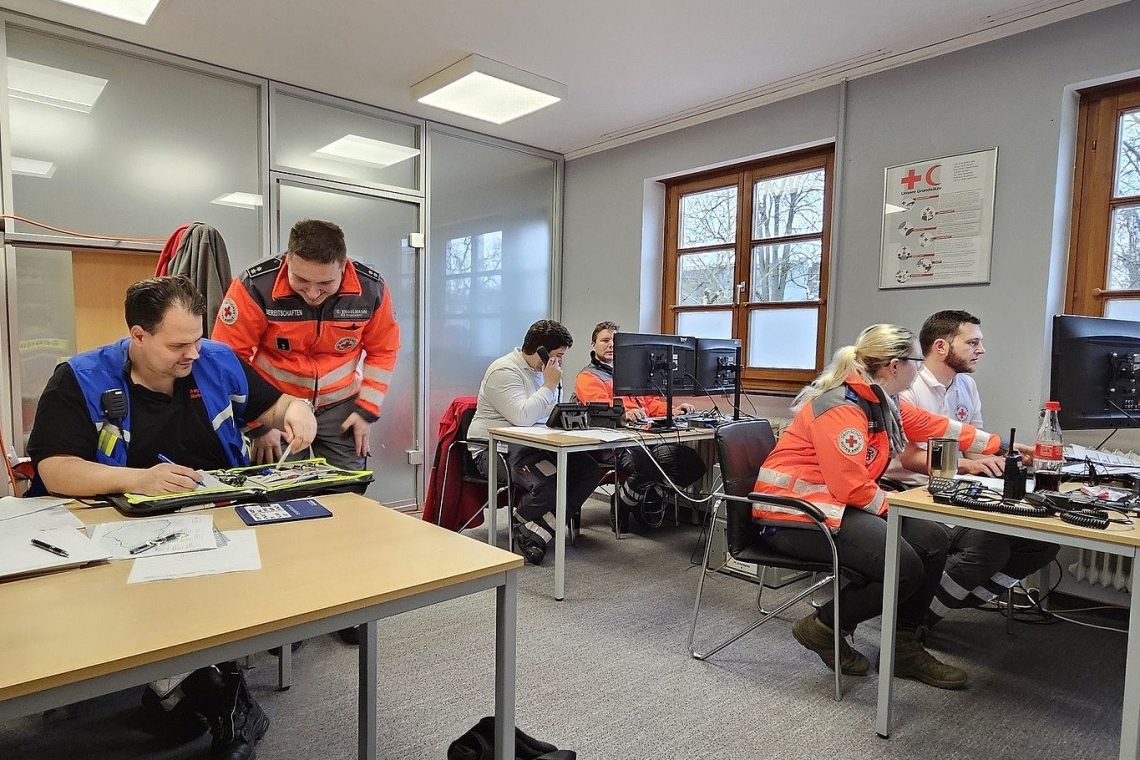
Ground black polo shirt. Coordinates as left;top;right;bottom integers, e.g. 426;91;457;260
27;359;280;471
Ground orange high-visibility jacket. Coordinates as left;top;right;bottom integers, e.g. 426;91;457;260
573;356;668;416
212;255;400;421
753;373;1000;530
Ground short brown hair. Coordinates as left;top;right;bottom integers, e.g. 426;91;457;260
919;310;980;355
521;320;573;354
125;276;205;333
287;219;347;264
591;321;619;343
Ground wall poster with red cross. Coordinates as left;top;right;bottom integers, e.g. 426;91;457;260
878;147;997;289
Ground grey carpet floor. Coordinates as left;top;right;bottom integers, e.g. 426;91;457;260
0;507;1127;759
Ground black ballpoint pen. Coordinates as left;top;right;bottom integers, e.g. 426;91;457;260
31;538;70;558
128;531;185;556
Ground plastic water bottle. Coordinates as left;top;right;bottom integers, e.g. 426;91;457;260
1033;400;1064;492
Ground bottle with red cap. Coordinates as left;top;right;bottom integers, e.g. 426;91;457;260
1033;400;1064;492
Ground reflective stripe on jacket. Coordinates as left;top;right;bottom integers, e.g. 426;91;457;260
212;255;400;421
752;372;999;531
67;337;250;467
572;356;667;416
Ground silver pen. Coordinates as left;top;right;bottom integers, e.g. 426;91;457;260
275;441;293;470
128;531;185;556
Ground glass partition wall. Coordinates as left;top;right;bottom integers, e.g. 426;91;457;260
0;18;561;507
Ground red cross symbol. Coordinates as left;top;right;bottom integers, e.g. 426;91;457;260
843;432;860;449
901;169;922;190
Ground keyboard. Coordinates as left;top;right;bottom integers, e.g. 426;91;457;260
1063;444;1140;475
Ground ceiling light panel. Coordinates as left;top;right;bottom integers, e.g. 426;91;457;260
412;54;565;125
312;134;421;169
210;192;264;209
11;157;57;178
51;0;164;25
7;58;109;113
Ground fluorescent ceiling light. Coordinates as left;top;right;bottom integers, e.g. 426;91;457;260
312;135;421;169
211;192;264;209
411;54;565;125
7;58;108;113
11;157;56;178
50;0;164;25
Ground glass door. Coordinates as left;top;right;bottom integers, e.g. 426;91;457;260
275;178;421;508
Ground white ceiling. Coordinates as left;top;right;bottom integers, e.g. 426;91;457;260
0;0;1129;158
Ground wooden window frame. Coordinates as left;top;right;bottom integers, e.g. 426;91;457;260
662;146;834;394
1067;79;1140;315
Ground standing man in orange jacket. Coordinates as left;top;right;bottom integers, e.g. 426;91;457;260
213;219;400;473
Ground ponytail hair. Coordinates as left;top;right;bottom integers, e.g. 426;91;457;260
792;324;917;411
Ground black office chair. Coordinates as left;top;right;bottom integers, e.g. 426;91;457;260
687;418;858;701
439;407;515;548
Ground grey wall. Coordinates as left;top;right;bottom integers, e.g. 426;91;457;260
563;1;1140;438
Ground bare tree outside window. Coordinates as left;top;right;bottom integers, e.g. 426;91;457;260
679;187;736;248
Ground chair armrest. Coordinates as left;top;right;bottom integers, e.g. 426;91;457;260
877;476;909;493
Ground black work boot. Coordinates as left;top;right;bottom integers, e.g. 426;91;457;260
512;510;552;565
185;664;270;760
894;627;968;689
791;611;870;676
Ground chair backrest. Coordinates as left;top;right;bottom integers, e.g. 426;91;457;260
714;419;776;558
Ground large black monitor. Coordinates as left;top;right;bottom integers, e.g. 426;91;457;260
612;332;696;397
1050;314;1140;430
693;338;741;395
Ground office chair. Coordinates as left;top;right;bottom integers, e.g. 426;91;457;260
687;418;859;701
439;406;515;548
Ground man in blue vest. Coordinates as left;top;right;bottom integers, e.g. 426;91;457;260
27;275;317;760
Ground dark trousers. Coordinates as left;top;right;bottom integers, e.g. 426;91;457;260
476;445;601;523
765;508;949;631
930;527;1059;618
616;443;707;500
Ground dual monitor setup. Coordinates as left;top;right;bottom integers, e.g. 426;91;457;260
611;332;742;430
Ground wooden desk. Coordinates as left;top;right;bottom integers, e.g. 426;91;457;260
0;493;523;760
876;488;1140;760
485;426;715;600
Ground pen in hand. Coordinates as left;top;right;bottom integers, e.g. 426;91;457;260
31;538;70;558
275;442;293;470
129;531;185;556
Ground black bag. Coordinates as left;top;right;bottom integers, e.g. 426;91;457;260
447;716;575;760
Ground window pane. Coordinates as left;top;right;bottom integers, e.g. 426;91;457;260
677;310;733;339
1107;204;1140;289
1105;299;1140;321
750;240;822;301
1115;108;1140;198
678;249;735;305
679;186;737;248
753;169;825;240
748;308;818;369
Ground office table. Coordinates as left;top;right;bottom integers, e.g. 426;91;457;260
0;493;523;760
485;425;714;600
876;488;1140;760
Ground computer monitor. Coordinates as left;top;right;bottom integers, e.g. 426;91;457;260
693;338;741;395
1050;314;1140;430
612;332;696;398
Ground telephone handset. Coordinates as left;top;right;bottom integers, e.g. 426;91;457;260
536;346;550;367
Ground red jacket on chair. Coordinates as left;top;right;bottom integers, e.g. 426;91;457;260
424;396;503;530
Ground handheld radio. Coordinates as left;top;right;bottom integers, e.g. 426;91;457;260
1002;427;1027;501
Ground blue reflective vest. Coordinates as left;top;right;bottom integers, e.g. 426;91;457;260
67;337;251;467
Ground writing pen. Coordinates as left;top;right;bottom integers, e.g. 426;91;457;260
129;531;185;556
275;442;293;470
157;453;176;465
31;538;70;558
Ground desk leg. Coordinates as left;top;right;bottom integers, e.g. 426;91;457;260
875;508;903;739
1121;548;1140;760
358;621;378;760
495;574;518;760
278;641;292;691
554;449;568;601
487;434;499;548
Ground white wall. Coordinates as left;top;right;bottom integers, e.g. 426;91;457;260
563;1;1140;440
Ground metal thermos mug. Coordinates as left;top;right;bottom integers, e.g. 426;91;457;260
927;437;958;480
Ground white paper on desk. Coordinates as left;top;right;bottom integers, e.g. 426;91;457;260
3;505;85;532
0;495;71;521
127;529;260;583
196;470;229;490
90;514;216;560
558;428;633;442
0;527;110;579
493;426;565;437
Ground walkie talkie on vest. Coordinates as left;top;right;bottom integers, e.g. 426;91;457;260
101;388;127;424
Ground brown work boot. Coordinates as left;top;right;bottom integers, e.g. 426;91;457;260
791;611;870;676
894;628;968;689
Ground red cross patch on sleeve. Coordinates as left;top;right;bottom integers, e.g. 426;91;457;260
837;427;865;455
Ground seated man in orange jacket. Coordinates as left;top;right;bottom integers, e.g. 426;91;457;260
573;321;706;532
